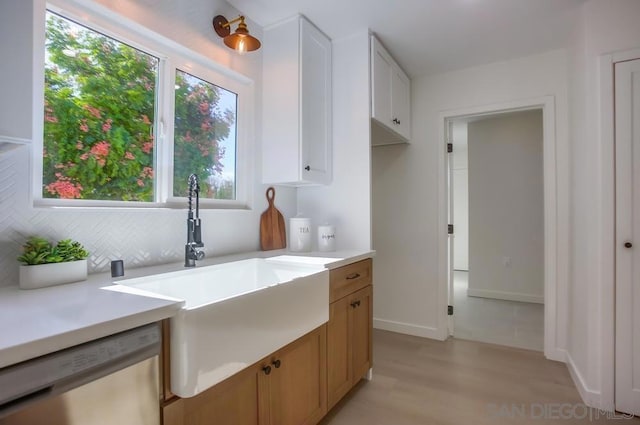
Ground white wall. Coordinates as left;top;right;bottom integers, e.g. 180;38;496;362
467;110;544;303
372;49;570;342
296;31;372;251
0;0;297;287
566;0;640;410
452;121;468;271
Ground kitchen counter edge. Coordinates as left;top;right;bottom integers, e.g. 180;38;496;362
0;249;374;369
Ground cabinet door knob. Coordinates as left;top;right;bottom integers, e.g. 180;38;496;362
624;242;633;248
304;165;311;171
272;359;281;369
262;365;272;375
350;301;358;308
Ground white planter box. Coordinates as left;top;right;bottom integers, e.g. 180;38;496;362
19;259;88;290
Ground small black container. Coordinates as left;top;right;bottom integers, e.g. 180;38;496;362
110;260;124;278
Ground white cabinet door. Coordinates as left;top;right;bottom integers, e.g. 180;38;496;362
615;57;640;416
370;36;410;144
263;16;332;186
371;41;392;127
391;66;410;140
300;18;332;185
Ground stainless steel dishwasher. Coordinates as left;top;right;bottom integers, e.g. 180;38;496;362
0;323;160;425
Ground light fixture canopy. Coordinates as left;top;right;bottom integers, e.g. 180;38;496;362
213;15;261;53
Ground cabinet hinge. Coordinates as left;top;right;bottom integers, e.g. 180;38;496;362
448;305;454;315
447;143;453;153
448;224;454;234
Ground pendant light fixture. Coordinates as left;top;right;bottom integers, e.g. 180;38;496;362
212;15;261;53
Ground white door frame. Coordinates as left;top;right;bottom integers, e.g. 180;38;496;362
446;120;455;336
437;96;561;361
598;48;640;412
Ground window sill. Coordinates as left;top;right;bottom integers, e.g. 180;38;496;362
33;198;250;211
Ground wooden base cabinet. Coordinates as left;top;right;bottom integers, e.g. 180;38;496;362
327;259;373;410
163;326;326;425
262;326;327;425
162;259;374;425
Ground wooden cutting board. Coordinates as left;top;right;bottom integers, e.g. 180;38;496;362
260;187;286;250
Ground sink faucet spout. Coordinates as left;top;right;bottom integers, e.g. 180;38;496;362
185;174;205;267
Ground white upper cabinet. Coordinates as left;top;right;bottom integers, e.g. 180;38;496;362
370;35;411;144
262;16;332;185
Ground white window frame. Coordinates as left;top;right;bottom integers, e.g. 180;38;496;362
33;0;254;209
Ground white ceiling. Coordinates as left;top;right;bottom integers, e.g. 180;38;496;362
227;0;586;77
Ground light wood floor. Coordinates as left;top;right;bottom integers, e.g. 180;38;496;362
320;329;640;424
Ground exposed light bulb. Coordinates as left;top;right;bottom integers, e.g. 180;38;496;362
237;37;247;54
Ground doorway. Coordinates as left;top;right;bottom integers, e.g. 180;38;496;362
447;110;544;351
437;96;559;360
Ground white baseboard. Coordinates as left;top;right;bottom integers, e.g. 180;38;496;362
545;347;566;363
565;351;605;410
373;318;444;340
467;288;544;304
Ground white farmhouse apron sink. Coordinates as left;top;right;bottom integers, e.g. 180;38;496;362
116;258;328;398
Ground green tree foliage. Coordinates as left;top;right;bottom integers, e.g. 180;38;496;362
173;71;236;199
43;12;236;201
44;12;157;201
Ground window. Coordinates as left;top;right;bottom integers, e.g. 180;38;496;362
43;11;158;201
173;70;237;200
38;4;249;207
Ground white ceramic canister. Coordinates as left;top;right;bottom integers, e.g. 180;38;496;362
317;224;336;252
289;216;312;252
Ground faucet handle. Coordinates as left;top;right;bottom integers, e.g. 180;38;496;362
195;250;205;261
193;218;204;247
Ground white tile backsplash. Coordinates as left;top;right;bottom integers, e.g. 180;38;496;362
0;145;272;287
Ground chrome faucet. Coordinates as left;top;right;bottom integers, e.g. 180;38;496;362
185;173;205;267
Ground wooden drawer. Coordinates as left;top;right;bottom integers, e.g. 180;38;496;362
329;259;372;303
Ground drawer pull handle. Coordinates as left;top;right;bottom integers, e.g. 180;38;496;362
346;273;361;280
272;359;281;369
263;365;272;375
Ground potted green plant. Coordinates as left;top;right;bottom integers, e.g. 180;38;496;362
17;236;90;289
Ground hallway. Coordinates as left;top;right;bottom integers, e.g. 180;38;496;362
453;271;544;351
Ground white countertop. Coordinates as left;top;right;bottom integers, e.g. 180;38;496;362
0;249;373;369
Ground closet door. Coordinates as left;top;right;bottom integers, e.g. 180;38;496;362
615;58;640;416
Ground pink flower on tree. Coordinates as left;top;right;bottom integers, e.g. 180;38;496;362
79;119;89;133
84;104;101;119
45;177;83;199
76;141;83;150
141;115;151;125
198;102;209;115
90;141;110;158
44;105;58;123
141;167;154;178
141;141;153;154
124;151;135;160
137;179;144;187
102;119;112;132
80;153;89;161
